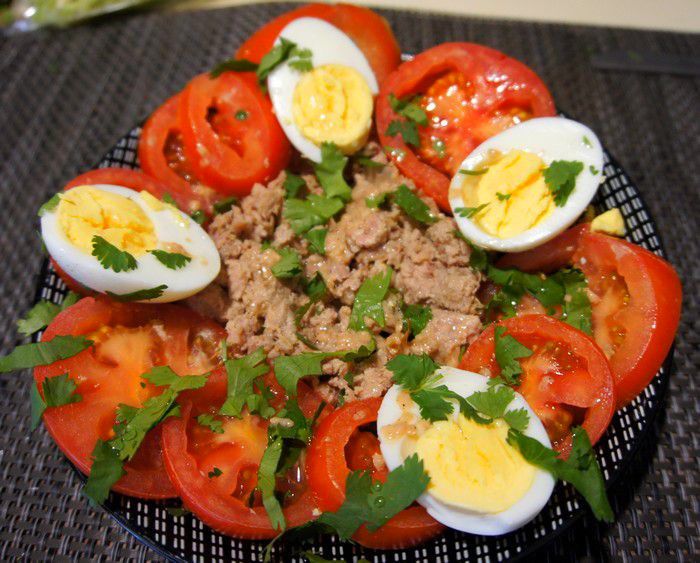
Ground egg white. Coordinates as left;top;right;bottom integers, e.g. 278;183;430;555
266;17;379;162
41;184;220;303
450;117;605;252
377;366;556;536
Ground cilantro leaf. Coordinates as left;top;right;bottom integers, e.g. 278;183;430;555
452;229;489;271
219;348;270;418
288;46;313;72
388;93;428;126
386;353;440;391
197;413;224;434
294;273;328;329
304;228;327;255
503;408;530;432
348;267;393;331
256;37;297;84
31;373;82;430
0;335;93;373
465;384;516;418
336;337;377;363
401;303;432;338
393;184;436;225
83;440;125;504
212;196;238;215
454;204;489;218
317;454;429;538
91;236;137;273
271;247;303;279
494;326;533;386
355;155;384;170
190;210;208;225
17;291;79;336
38;193;61;217
149;249;191;270
313;142;352;202
551;268;592;334
365;192;390;208
543;160;584;206
508;426;613;522
386;119;420;146
106;285;168;302
411;385;459;422
257;436;286;530
283;195;344;234
496;192;511;201
487;265;566;311
210;58;258;78
283;172;306;199
208;467;223;478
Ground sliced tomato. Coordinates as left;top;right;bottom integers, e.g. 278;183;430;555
34;297;225;499
161;370;322;539
496;225;682;408
237;3;401;85
178;72;290;196
460;315;615;457
376;42;556;211
306;398;443;548
139;94;221;214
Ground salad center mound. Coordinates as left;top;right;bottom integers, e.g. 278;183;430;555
191;147;483;402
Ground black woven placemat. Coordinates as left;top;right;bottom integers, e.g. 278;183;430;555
0;3;698;561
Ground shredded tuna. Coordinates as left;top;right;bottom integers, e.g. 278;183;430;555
198;154;483;402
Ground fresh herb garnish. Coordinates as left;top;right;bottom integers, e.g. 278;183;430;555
212;196;238;214
386;119;420;147
162;193;178;207
219;348;274;419
365;192;390;209
582;135;593;148
106;285;168;302
294;273;328;328
91;236;137;272
208;467;223;478
271;247;303;279
393;184;436;225
454;204;489;218
304;228;327;255
283;195;344;235
0;335;93;373
283;172;306;199
313;142;352;203
401;303;432;338
235;110;249;121
31;373;82;430
257;38;312;86
388;93;428;125
349;267;393;331
494;325;533;386
459;168;489;176
589;165;599;175
197;413;224;434
257;435;285;529
17;291;79;336
210;58;258;78
553;268;592;334
452;229;489;271
190;210;208;225
38;193;61;216
149;249;191;270
496;192;511;201
355;155;384;170
543;160;584;206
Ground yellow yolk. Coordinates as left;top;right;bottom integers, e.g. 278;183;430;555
591;208;625;236
415;415;535;513
462;149;554;238
292;64;373;154
58;185;156;256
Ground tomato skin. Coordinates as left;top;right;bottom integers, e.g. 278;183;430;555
161;372;321;539
34;297;226;499
236;3;401;85
573;231;682;407
376;42;555;211
461;315;615;458
178;72;290;196
139;94;221;214
306;398;443;548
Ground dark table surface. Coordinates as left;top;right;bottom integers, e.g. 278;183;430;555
0;3;698;561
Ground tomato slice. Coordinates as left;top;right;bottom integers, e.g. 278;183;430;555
139;94;221;214
178;72;290;196
306;398;443;549
161;370;322;539
460;315;615;457
496;225;682;408
236;3;401;85
34;297;225;499
376;42;556;211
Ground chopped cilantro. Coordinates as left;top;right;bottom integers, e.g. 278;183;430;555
17;291;79;336
552;268;592;334
304;228;327;255
38;193;61;216
454;204;489;218
208;467;223;478
355;155;384;169
582;135;593;148
393;184;436;225
589;165;599;175
190;210;208;225
313;142;352;202
348;267;393;331
271;247;303;279
149;249;191;270
91;236;137;272
256;37;296;85
365;192;389;208
0;335;93;373
106;285;168;302
543;160;584;206
496;192;511;201
388;93;428;126
212;196;238;214
209;58;258;78
235;110;249;121
452;229;489;271
459;168;489;176
219;348;273;419
283;194;344;234
197;413;224;434
494;325;533;386
386;119;420;147
283;172;306;199
31;373;82;430
401;303;432;338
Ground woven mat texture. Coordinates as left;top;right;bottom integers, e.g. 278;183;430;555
0;3;698;561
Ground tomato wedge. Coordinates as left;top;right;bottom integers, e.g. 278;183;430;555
376;42;556;211
178;72;290;196
306;398;443;549
237;3;401;85
496;225;682;408
461;315;615;457
34;297;225;499
161;370;322;539
139;94;221;214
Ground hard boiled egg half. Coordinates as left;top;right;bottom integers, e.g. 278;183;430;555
41;184;220;302
266;17;379;162
450;117;604;252
377;367;555;535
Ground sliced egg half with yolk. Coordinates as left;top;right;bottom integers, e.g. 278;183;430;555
266;17;379;162
377;367;555;535
41;184;220;302
449;117;604;252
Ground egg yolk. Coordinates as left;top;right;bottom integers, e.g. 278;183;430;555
58;185;156;256
591;208;625;236
292;64;373;154
415;415;535;513
461;149;554;238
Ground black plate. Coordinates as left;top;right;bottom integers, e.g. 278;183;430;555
33;123;673;562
